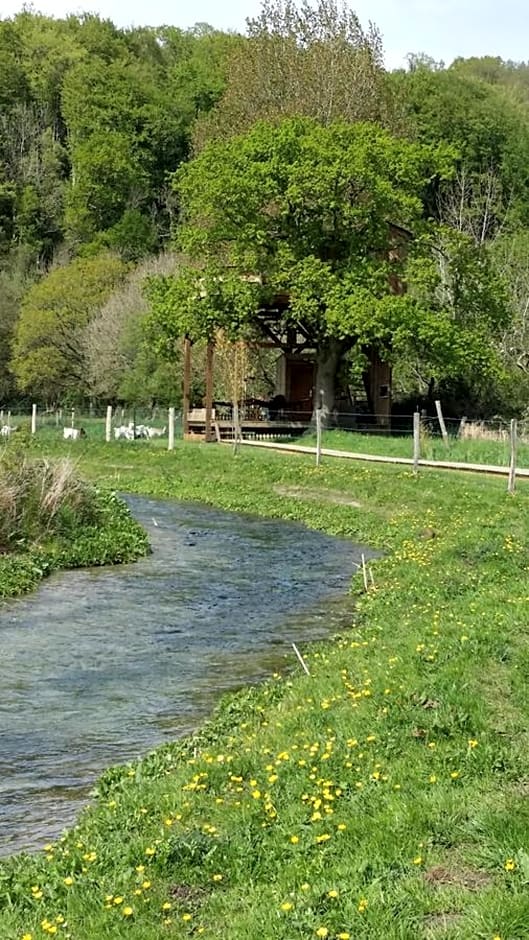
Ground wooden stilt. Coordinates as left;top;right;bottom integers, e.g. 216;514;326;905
182;336;191;437
205;341;214;443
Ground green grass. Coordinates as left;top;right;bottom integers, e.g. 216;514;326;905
299;428;528;469
1;439;529;940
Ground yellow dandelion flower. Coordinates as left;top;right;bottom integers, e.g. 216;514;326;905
145;847;155;856
327;889;339;898
21;934;33;940
337;934;350;940
212;873;223;882
251;790;261;799
413;856;423;865
468;739;478;748
113;896;124;905
280;902;293;912
63;876;74;886
123;907;133;917
316;833;331;843
505;858;516;871
358;898;368;913
290;835;300;844
182;912;192;922
315;929;329;938
450;771;460;780
162;902;172;911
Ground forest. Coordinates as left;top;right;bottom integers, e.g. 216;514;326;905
2;0;529;418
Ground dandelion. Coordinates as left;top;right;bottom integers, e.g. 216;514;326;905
315;929;329;938
468;739;478;748
142;880;151;890
358;898;368;913
251;790;261;799
280;902;294;912
290;835;299;844
337;934;351;940
182;912;192;922
63;876;74;886
301;882;310;891
162;902;172;911
113;896;124;906
21;934;33;940
212;874;223;882
413;856;423;865
123;907;133;917
450;771;460;780
327;889;339;898
145;846;156;856
505;858;516;871
316;833;331;843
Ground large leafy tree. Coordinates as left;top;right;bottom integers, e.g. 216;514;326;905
148;118;507;416
194;0;397;149
12;253;127;401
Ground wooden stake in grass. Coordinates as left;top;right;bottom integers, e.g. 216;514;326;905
31;403;37;435
508;418;517;494
168;407;175;451
413;411;420;475
292;642;311;676
315;389;324;468
435;399;449;448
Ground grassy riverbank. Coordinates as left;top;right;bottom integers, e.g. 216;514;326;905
0;449;149;599
1;440;528;940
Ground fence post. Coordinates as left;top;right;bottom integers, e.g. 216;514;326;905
413;410;420;475
168;407;175;451
508;418;517;494
0;409;3;425
435;399;449;448
31;403;37;435
233;401;241;455
315;389;323;467
105;405;113;443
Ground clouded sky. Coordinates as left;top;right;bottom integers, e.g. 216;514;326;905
2;0;528;69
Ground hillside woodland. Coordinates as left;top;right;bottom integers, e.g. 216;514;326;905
2;0;529;417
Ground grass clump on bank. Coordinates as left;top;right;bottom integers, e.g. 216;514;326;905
0;449;149;598
1;440;529;939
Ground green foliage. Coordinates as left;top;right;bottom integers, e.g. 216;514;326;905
0;452;149;598
149;117;504;389
12;253;128;399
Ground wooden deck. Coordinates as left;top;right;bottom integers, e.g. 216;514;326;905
186;410;311;441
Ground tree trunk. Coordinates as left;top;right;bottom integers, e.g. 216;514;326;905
313;339;344;426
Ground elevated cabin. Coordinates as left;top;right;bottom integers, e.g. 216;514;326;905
184;222;409;440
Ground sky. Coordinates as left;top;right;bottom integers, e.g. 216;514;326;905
1;0;528;69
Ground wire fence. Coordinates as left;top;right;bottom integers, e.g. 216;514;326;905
1;401;527;488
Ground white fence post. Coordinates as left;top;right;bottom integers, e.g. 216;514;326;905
105;405;113;443
31;403;37;435
168;407;175;451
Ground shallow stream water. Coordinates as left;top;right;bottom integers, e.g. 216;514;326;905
0;495;370;857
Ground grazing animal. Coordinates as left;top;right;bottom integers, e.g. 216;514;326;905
63;427;86;440
114;425;134;440
0;425;17;437
146;425;166;438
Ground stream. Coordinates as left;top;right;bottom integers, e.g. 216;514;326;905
0;495;371;857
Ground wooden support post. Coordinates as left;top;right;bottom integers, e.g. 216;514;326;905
105;405;112;443
232;401;241;454
435;399;449;448
204;341;214;443
413;410;420;475
183;336;191;437
168;407;175;451
508;418;517;494
31;403;37;435
458;416;467;438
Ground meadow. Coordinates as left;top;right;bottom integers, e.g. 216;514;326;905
1;438;528;940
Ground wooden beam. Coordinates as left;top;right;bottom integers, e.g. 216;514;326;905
204;340;215;443
182;336;191;436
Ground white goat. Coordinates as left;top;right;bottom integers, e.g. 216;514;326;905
146;426;166;438
0;425;17;437
63;427;86;440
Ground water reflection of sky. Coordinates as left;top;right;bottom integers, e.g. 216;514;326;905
0;496;372;856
